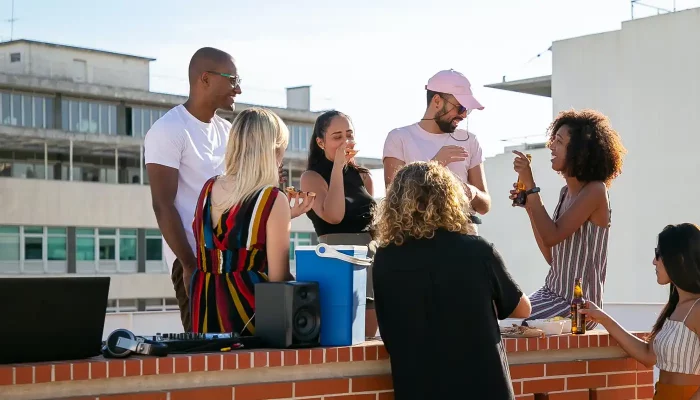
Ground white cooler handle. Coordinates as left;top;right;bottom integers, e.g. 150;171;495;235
315;243;373;266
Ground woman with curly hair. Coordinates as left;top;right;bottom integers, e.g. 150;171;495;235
510;109;627;328
373;161;531;400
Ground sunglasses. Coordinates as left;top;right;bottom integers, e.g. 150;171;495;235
439;95;471;115
206;71;241;87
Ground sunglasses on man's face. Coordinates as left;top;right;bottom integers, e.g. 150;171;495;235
206;71;241;87
440;95;470;115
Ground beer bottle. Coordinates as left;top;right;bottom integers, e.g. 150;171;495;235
512;153;532;206
570;278;586;334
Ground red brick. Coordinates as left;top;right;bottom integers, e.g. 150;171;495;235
515;338;527;352
337;347;351;362
548;391;590;400
637;371;653;385
73;363;89;380
91;361;107;379
546;361;587;376
504;338;516;352
55;363;71;381
142;358;157;375
174;356;190;373
311;349;324;364
326;347;338;362
351;346;364;361
351;375;393;392
568;335;580;348
238;352;252;369
268;351;282;367
599;335;609;347
223;354;237;370
578;335;590;348
102;393;168;400
295;378;349;396
510;364;545;379
588;358;636;373
537;337;548;350
207;354;222;371
567;374;606;390
590;387;636;400
0;367;13;385
326;395;376;400
171;387;232;400
235;382;292;400
607;372;636;387
589;335;599;347
158;357;174;374
15;366;32;384
516;395;535;400
282;350;296;366
191;355;206;372
34;365;51;383
125;359;141;376
523;377;565;394
527;338;539;351
378;393;395;400
253;351;268;368
297;349;311;365
636;385;655;399
377;346;389;360
512;381;522;395
365;345;378;361
107;360;124;378
558;336;569;349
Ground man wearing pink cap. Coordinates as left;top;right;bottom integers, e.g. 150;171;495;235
383;69;491;218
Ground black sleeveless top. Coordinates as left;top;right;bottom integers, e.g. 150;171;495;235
305;157;376;237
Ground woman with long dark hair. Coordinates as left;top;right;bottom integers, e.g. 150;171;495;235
300;110;377;337
580;223;700;399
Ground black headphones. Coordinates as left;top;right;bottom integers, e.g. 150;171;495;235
102;329;169;358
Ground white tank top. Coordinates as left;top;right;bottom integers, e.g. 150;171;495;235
653;298;700;375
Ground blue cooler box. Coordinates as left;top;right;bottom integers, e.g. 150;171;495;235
295;244;371;346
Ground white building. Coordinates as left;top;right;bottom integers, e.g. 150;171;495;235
0;40;382;315
483;7;700;332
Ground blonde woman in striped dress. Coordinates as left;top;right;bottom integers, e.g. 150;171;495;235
510;109;626;329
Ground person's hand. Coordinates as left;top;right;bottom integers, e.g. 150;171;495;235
577;301;610;325
509;183;525;208
512;150;535;189
432;145;468;167
182;265;195;298
289;191;315;219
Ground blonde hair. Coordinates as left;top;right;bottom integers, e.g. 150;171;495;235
374;161;476;247
216;107;289;211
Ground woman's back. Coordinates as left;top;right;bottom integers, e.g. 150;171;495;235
372;230;522;400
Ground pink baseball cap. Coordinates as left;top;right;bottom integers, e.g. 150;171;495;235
426;69;484;111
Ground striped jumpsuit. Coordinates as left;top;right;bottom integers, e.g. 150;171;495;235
525;186;611;330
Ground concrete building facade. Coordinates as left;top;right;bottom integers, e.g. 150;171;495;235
0;39;382;313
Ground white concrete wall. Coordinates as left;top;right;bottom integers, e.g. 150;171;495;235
481;8;700;320
0;42;150;91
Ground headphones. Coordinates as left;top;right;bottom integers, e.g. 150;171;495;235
102;329;169;358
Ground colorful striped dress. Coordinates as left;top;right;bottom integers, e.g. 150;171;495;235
190;177;279;335
525;186;611;330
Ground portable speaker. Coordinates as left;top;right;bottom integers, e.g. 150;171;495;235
254;281;321;348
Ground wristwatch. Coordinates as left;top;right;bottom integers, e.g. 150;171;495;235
525;187;541;196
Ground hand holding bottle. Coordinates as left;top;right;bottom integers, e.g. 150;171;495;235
577;301;609;325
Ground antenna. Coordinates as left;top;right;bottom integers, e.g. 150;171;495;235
630;0;675;20
5;0;18;40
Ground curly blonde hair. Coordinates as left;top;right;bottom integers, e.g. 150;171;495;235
374;161;476;247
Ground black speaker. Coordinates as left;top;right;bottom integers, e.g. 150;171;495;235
254;281;321;348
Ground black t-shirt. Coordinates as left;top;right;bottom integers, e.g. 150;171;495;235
372;230;523;400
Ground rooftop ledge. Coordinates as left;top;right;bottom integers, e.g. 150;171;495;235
485;75;552;98
0;331;655;400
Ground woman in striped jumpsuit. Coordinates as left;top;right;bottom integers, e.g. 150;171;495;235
510;109;627;329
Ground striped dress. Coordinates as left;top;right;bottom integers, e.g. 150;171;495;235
525;186;610;330
190;177;279;335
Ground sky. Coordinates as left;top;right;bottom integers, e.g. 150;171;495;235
1;0;695;195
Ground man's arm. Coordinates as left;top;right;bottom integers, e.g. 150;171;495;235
383;157;405;189
466;163;491;214
147;164;197;272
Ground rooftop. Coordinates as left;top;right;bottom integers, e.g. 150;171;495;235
0;39;157;62
484;75;552;98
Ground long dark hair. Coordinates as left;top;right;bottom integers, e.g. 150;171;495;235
307;110;369;174
648;223;700;340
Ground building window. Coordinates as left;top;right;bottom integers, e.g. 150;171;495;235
0;91;55;129
47;228;67;261
289;232;313;260
98;228;116;260
288;124;313;152
119;229;137;261
10;52;20;63
76;228;96;261
61;98;117;135
129;107;167;137
106;299;138;313
0;226;20;261
23;226;43;260
145;229;163;261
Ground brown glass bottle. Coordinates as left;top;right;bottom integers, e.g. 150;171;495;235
512;153;532;206
570;278;586;334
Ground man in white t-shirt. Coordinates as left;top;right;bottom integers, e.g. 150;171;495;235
144;47;241;332
383;69;492;220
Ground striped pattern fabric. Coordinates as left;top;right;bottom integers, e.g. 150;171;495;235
526;186;610;330
654;298;700;375
190;176;279;335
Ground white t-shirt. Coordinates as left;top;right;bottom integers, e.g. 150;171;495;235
144;104;231;273
383;122;484;183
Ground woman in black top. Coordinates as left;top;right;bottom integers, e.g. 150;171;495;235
300;110;377;337
372;161;532;400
